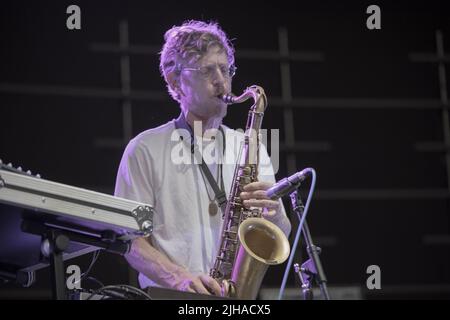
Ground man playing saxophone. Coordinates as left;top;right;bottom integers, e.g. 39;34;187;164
114;20;291;296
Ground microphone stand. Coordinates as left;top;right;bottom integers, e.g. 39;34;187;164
290;190;331;300
293;262;313;300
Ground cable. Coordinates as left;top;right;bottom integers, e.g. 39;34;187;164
278;168;317;300
80;250;100;280
73;251;152;300
86;284;152;300
113;284;153;300
84;276;104;289
86;285;127;300
72;249;101;289
122;285;153;300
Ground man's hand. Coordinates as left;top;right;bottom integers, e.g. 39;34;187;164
239;181;281;219
175;273;223;296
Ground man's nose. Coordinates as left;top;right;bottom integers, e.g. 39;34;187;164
211;68;229;90
211;68;225;82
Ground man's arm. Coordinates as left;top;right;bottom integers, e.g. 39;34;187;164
125;237;222;295
115;140;222;295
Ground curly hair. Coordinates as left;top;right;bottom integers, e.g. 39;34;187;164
159;20;235;102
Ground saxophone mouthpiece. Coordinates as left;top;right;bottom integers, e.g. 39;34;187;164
219;93;236;104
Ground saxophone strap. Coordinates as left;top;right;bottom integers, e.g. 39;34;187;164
174;113;228;212
199;155;227;210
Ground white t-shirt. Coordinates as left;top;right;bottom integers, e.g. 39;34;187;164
114;116;291;289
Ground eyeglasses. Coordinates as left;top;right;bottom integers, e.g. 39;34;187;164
179;64;237;79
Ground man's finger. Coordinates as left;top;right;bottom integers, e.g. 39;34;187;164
200;275;222;296
243;199;280;209
179;280;196;293
240;190;270;200
191;279;212;295
185;287;196;293
243;181;272;192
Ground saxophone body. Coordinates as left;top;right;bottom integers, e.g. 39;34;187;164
210;85;290;299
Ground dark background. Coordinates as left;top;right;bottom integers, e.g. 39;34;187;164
1;0;449;299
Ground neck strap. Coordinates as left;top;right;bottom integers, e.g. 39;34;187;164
174;113;227;210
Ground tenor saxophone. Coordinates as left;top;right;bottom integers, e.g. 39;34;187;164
210;85;290;299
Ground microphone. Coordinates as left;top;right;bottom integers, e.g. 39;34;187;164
266;169;310;200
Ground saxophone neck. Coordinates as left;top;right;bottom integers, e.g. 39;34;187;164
220;85;267;113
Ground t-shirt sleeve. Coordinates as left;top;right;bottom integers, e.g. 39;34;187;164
114;138;156;207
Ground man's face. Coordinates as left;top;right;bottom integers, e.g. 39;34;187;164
178;46;233;121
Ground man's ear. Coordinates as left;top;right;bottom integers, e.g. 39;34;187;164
166;71;184;97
